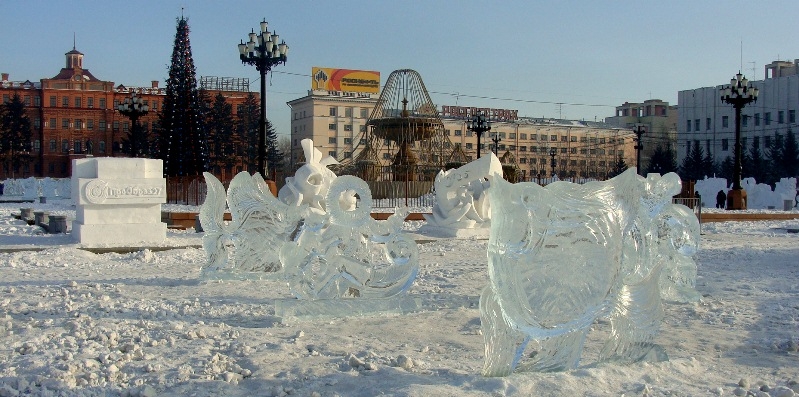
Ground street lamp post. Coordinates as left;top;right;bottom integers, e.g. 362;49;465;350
117;92;150;157
549;147;557;177
238;19;288;178
633;124;646;175
466;114;491;159
491;132;502;156
720;72;758;210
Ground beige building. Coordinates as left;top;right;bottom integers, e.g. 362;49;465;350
605;99;678;170
288;91;636;180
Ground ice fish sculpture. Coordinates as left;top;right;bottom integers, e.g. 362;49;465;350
480;169;699;376
200;171;305;276
424;153;503;229
280;175;419;300
278;138;339;214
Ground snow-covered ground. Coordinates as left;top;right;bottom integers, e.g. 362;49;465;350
0;200;798;396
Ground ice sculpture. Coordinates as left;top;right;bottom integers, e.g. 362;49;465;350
278;139;339;214
280;175;419;299
423;154;502;229
200;171;305;276
200;170;419;302
480;169;699;376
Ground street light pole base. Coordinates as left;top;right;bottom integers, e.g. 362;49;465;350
726;188;747;210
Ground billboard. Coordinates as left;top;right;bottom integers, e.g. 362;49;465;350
312;67;380;94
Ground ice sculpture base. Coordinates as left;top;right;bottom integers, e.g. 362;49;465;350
275;294;479;322
416;224;490;239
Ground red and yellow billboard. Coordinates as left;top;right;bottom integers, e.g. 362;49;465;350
312;67;380;94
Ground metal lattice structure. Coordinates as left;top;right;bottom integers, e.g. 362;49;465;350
339;69;450;181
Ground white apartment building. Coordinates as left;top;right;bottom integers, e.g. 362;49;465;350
288;91;636;179
678;60;799;166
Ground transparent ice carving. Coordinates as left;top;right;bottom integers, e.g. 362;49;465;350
278;139;339;214
424;154;502;228
200;171;304;277
480;169;699;376
280;175;419;300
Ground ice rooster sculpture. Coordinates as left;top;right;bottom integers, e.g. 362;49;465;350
199;139;419;300
479;169;700;376
423;154;502;229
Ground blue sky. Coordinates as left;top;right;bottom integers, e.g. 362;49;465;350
2;1;798;137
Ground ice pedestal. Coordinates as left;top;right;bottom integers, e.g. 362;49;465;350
71;158;166;245
480;169;700;375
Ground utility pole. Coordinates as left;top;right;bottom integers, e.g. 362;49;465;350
634;124;646;175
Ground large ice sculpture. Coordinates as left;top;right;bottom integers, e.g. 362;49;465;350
423;154;502;229
200;171;305;276
278;139;339;214
280;175;419;299
200;170;419;301
480;169;699;376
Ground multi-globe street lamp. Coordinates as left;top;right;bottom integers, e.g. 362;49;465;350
238;19;288;177
720;72;758;210
491;131;502;156
466;114;491;159
117;92;150;157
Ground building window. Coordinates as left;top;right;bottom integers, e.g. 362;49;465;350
754;113;760;126
33;140;40;152
561;136;568;142
519;146;526;152
686;120;691;132
360;108;368;118
466;143;473;149
722;139;729;151
75;97;81;108
328;137;336;144
75;119;82;130
329;107;337;116
790;110;796;123
509;133;516;139
765;112;771;125
344;124;353;132
694;119;700;131
113;121;120;131
742;115;749;127
50;96;56;107
33;118;41;129
152;101;157;111
765;135;772;148
706;118;711;130
99;120;106;130
345;107;353;117
49;139;57;152
74;140;82;154
99;141;106;153
722;116;729;128
123;122;129;132
359;125;366;132
519;158;526;164
571;147;577;154
87;119;94;130
62;139;69;153
530;134;536;141
454;130;462;136
344;138;352;144
62;96;69;107
23;95;30;106
99;98;106;109
62;119;69;129
34;96;41;106
550;135;557;141
778;111;785;124
87;97;94;108
520;133;527;140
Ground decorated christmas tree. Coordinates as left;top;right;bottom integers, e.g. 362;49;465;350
159;16;208;177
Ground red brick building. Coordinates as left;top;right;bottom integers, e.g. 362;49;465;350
0;47;254;180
